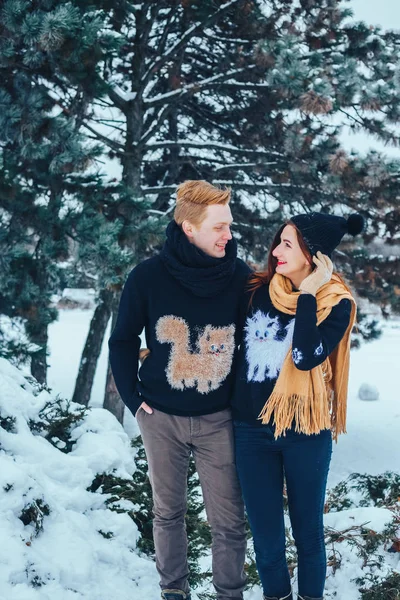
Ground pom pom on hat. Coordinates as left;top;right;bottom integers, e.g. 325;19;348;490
347;213;364;236
290;210;365;257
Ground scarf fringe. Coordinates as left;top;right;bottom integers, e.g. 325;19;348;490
330;390;347;441
258;391;332;439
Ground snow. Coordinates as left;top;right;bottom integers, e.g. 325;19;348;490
61;288;96;304
0;360;159;600
53;288;96;309
0;315;40;357
1;296;399;599
358;382;379;401
47;309;108;402
46;308;139;439
324;506;393;534
329;321;400;486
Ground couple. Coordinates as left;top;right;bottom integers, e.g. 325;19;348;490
109;180;363;600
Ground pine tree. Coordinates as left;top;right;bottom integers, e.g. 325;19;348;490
55;0;400;413
0;1;120;382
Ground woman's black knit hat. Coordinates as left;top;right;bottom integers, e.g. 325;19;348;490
290;212;364;257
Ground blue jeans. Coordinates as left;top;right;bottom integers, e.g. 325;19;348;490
233;421;332;599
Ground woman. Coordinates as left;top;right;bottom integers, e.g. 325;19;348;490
231;212;364;600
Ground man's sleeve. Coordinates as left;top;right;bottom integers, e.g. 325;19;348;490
108;269;146;416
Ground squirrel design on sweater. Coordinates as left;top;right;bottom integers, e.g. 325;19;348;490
156;315;235;394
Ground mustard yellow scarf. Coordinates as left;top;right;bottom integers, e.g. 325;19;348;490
258;273;357;440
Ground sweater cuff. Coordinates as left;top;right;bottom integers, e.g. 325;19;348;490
125;392;142;419
297;291;317;311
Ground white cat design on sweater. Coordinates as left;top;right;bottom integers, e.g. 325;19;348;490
244;310;295;382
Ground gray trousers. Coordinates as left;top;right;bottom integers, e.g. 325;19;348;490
136;406;247;600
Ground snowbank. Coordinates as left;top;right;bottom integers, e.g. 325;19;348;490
0;358;158;600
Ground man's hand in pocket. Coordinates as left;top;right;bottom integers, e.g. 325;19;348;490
138;401;153;415
139;348;150;364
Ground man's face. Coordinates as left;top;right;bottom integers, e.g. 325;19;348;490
184;204;233;258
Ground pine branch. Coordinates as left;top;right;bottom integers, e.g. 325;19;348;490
142;181;334;194
140;103;177;144
144;65;256;106
140;0;241;89
216;82;271;91
204;32;253;45
144;140;284;159
82;123;125;153
107;86;129;112
156;4;181;57
213;162;272;172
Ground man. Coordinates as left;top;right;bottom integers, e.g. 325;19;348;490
109;180;250;600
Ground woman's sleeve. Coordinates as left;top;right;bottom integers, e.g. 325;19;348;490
237;265;254;339
291;294;352;371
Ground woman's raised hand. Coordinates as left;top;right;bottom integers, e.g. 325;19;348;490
299;251;333;296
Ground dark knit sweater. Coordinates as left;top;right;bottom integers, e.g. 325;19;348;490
231;285;352;425
109;223;251;417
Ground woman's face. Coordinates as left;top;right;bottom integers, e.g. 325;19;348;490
272;224;312;282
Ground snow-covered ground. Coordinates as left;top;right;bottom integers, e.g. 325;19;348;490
0;306;399;600
46;308;138;439
331;320;400;486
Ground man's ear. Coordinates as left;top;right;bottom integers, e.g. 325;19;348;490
182;220;195;238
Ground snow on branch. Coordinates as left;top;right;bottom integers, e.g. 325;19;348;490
144;140;284;159
204;32;253;45
214;163;260;172
144;65;256;106
142;181;322;194
213;162;284;172
140;103;176;145
106;86;130;112
216;82;271;91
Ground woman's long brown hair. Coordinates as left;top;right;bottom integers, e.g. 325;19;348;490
248;220;313;302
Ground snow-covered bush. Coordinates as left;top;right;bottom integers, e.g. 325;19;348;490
0;357;159;600
28;397;88;453
89;436;213;590
358;572;400;599
326;472;400;511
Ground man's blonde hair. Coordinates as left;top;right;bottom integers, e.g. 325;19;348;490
174;180;231;227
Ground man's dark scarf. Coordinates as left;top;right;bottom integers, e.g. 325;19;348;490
160;220;237;298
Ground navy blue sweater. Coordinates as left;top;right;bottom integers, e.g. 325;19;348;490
231;286;352;425
109;254;251;417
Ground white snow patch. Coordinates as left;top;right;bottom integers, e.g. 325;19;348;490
0;359;158;600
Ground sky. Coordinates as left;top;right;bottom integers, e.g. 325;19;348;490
350;0;400;30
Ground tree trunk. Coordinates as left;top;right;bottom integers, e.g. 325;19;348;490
30;179;64;386
101;14;148;424
30;326;48;385
29;257;51;385
72;289;113;407
103;300;125;424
